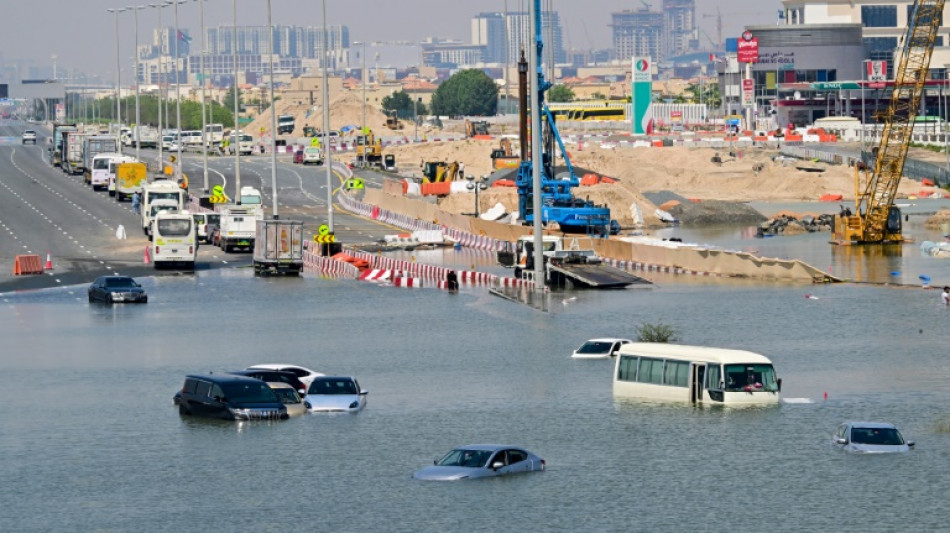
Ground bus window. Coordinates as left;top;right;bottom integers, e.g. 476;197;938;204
724;364;777;392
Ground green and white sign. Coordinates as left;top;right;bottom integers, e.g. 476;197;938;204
631;57;653;135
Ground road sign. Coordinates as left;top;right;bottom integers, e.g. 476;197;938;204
742;78;755;107
210;184;228;203
313;234;335;243
260;127;265;135
344;177;364;190
310;137;321;147
738;32;759;63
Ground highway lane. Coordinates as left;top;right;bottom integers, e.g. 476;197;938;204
0;121;403;292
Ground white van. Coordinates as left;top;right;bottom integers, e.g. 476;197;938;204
181;130;203;149
192;212;221;244
141;179;186;235
225;132;254;156
103;154;138;195
90;152;123;191
151;211;197;270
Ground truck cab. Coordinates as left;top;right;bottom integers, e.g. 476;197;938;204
142;179;186;235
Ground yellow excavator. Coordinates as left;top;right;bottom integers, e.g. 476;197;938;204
833;0;944;244
421;161;459;183
491;138;519;170
356;130;384;167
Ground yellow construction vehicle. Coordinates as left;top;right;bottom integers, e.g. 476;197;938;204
490;137;519;169
421;161;459;183
355;130;383;167
833;0;944;244
385;111;404;130
465;119;490;137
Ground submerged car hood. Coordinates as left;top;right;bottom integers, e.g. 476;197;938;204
304;394;360;411
848;443;911;453
412;465;481;481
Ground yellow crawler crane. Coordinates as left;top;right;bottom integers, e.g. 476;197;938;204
834;0;945;244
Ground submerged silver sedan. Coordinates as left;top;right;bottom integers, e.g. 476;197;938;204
412;445;546;481
833;421;915;453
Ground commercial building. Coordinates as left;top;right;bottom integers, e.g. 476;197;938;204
611;0;697;64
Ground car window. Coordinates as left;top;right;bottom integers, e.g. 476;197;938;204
271;387;301;404
182;378;198;394
489;451;507;467
221;382;279;403
310;379;357;395
851;427;904;445
577;341;611;354
438;449;492;468
280;367;307;378
210;384;225;399
194;381;212;398
507;449;528;464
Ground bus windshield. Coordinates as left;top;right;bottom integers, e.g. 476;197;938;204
723;364;778;392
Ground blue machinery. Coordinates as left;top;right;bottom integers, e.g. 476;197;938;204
514;0;612;235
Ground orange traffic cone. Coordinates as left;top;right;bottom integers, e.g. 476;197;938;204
143;246;151;265
45;251;53;270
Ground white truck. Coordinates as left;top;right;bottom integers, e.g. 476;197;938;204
91;153;134;191
253;219;303;276
125;125;159;149
83;135;119;184
217;206;260;253
63;131;89;175
224;132;254;156
141;179;186;236
151;211;197;271
239;186;263;215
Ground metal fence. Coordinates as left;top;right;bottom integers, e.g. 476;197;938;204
780;145;950;187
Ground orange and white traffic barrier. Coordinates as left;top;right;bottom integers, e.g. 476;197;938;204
45;251;53;270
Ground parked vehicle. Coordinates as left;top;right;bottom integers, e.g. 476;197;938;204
180;130;202;149
114;161;148;201
833;422;915;453
87;276;147;304
204;123;224;146
83;135;119;184
141;179;186;235
266;382;307;417
151;212;197;270
277;114;295;134
224;132;253;156
174;374;288;420
613;343;781;405
62;131;89;175
412;445;546;481
253;219;304;276
127;125;159;149
192;213;221;244
22;130;37;144
217;206;259;252
572;338;632;359
49;123;78;167
293;150;303;164
90;153;125;191
161;135;175;151
302;376;367;413
228;369;307;395
302;146;323;165
246;364;324;388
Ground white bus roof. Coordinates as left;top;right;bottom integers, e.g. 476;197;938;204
616;343;773;365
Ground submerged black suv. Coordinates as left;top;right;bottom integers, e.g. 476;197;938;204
174;374;288;420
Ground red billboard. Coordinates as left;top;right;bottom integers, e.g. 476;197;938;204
738;31;759;63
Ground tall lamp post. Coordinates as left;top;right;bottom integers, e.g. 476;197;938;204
354;40;366;167
129;5;145;162
196;0;209;194
322;0;333;232
232;0;241;203
107;7;128;154
861;59;868;165
149;2;170;169
266;0;279;218
172;0;183;182
465;174;488;217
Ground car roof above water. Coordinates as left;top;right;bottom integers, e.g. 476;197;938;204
186;373;263;386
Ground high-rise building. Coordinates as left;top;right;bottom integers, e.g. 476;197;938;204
611;10;664;63
471;11;565;66
205;25;348;60
472;13;508;64
664;0;697;58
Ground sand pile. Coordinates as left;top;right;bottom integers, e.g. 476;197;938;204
925;209;950;230
248;91;394;137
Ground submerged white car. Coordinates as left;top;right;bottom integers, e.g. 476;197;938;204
302;376;367;413
571;338;632;359
246;364;324;389
833;421;915;453
413;445;546;481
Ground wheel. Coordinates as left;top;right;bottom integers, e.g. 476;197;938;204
105;294;113;304
141;296;148;304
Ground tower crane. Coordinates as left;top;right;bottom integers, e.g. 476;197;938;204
833;0;945;244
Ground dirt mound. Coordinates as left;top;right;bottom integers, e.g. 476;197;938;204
248;91;393;138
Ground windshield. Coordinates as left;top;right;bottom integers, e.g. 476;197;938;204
151;205;178;217
157;218;192;236
240;195;261;205
104;277;139;288
851;427;905;445
437;449;493;468
308;379;358;395
221;382;279;403
149;191;181;202
94;158;111;170
271;387;301;404
723;364;778;392
577;341;613;354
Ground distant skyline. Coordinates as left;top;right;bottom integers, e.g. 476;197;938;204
2;0;782;78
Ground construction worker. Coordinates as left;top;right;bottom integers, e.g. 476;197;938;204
458;162;465;180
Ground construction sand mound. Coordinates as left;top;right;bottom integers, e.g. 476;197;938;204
248;91;394;138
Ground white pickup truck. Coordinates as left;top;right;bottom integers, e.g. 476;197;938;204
217;207;260;252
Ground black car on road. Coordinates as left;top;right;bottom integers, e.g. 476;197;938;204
88;276;148;304
174;374;288;420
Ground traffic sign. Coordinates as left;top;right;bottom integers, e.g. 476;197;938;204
344;177;365;190
310;137;321;147
313;234;335;243
318;224;330;236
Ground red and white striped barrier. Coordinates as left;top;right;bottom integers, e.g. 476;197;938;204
392;275;422;288
359;269;393;282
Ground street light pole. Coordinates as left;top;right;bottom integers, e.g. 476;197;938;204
150;2;168;169
414;97;419;141
322;0;333;232
354;40;366;167
267;0;279;219
232;0;241;203
197;0;208;193
465;174;488;216
130;5;144;162
172;0;182;182
107;7;127;154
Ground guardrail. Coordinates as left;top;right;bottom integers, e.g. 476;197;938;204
780;145;950;188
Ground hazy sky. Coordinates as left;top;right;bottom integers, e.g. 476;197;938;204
3;0;782;78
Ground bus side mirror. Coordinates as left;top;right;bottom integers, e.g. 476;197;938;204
777;378;782;392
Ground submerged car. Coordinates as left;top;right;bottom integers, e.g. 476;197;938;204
833;421;914;453
412;445;546;481
174;374;288;420
246;364;325;389
571;338;632;359
302;376;367;413
88;276;148;304
228;369;307;396
266;382;307;417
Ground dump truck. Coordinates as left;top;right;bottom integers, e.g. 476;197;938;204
253;219;304;276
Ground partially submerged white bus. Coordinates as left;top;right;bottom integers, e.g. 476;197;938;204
151;212;197;271
613;343;780;406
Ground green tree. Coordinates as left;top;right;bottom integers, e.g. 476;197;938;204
547;84;575;103
382;90;428;119
430;69;498;116
222;85;242;115
634;321;679;343
685;81;721;109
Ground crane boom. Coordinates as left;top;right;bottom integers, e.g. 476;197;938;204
836;0;945;244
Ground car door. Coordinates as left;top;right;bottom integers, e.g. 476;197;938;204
502;449;533;474
90;280;101;301
189;380;217;417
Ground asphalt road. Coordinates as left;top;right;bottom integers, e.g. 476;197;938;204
0;120;398;293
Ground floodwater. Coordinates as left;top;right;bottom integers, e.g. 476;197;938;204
2;206;950;531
